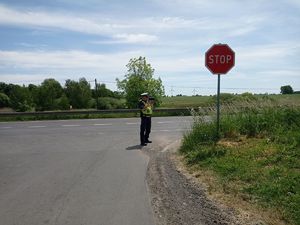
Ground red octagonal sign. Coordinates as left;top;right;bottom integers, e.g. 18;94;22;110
205;44;235;74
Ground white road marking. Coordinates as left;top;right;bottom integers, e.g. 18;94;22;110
62;125;80;127
28;126;46;128
157;121;173;124
1;126;12;129
160;130;171;132
126;122;139;125
93;124;112;126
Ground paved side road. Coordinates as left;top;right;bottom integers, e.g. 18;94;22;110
0;117;192;225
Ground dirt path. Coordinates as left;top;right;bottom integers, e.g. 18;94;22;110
143;142;239;225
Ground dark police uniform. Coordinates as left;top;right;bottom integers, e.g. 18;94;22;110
138;99;152;145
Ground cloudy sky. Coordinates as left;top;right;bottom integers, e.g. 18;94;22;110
0;0;299;95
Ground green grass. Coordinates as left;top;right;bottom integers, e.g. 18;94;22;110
161;95;213;108
180;106;300;225
161;94;300;108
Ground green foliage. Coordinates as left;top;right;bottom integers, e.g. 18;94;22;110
36;79;63;110
116;56;165;108
55;94;70;110
180;107;300;224
281;85;294;94
9;85;33;112
65;78;92;109
0;93;10;107
0;82;12;96
97;97;126;110
0;78;123;112
95;83;115;98
211;93;260;104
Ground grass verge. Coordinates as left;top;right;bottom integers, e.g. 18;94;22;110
180;106;300;225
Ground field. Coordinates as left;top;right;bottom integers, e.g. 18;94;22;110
179;104;300;225
161;94;300;108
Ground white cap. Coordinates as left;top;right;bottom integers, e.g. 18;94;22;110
140;92;148;96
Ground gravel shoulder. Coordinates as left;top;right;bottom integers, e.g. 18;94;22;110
143;141;239;225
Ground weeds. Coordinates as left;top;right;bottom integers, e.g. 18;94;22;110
180;105;300;225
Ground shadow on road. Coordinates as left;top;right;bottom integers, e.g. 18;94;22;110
126;145;142;150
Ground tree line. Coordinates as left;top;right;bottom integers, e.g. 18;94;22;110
0;78;123;112
0;57;166;112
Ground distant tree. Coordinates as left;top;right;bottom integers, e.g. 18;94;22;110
37;79;63;110
0;82;14;96
65;78;92;109
9;85;32;112
27;84;40;110
93;83;114;98
55;94;70;110
116;57;164;108
113;91;124;99
0;93;10;108
280;85;294;94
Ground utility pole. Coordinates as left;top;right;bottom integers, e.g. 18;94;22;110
95;79;99;110
171;86;174;97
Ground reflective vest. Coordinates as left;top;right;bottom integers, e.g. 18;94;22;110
145;104;153;115
141;101;153;116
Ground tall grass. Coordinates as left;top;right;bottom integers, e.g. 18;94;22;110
180;105;300;225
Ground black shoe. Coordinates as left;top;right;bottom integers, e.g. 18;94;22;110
141;143;147;146
145;140;152;143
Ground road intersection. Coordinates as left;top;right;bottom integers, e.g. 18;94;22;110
0;117;192;225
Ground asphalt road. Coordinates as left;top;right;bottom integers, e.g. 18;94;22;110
0;116;192;225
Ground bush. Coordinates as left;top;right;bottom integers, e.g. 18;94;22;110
0;92;10;107
55;95;70;110
97;97;126;110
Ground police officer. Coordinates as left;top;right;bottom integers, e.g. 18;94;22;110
138;93;152;146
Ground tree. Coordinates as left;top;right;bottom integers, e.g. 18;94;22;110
116;57;165;108
0;82;15;97
280;85;294;94
37;79;63;110
0;93;10;108
55;94;70;110
65;78;92;109
92;83;114;98
9;84;33;112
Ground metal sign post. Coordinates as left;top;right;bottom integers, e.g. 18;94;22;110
205;44;235;139
216;74;221;138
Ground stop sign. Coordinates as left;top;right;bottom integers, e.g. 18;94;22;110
205;44;235;74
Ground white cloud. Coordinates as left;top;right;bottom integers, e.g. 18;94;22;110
237;42;300;67
112;33;158;44
0;4;113;35
0;4;265;44
0;50;140;71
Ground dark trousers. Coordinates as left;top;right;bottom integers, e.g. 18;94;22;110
140;117;151;144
